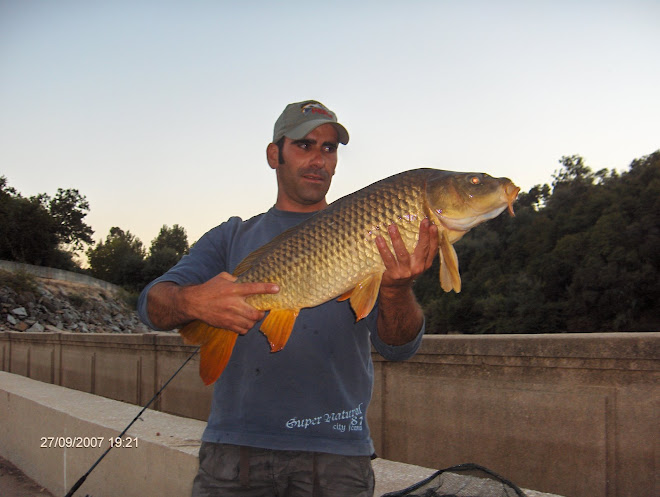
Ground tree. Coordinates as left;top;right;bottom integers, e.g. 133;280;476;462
49;188;95;251
149;224;189;258
142;224;189;284
0;188;58;265
87;227;146;290
0;176;93;269
416;151;660;333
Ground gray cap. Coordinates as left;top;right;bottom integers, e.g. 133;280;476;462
272;100;349;145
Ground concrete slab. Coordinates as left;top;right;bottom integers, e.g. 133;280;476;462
1;371;563;497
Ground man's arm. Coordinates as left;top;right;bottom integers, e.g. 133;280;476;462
146;272;279;333
375;218;440;345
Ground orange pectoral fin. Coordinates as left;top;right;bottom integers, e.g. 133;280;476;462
259;309;299;352
179;320;238;386
348;272;382;321
439;231;461;293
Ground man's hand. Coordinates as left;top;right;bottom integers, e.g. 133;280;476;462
375;218;439;292
374;218;439;345
147;273;279;333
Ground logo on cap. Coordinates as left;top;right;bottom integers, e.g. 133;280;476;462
301;102;333;118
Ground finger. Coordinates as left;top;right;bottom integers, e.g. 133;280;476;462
375;235;397;268
228;306;265;333
235;282;280;296
415;220;439;265
218;272;238;282
413;219;432;265
376;235;397;271
232;316;259;334
237;303;265;322
388;224;410;264
425;223;439;267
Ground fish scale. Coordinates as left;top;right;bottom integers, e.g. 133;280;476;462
241;170;429;311
179;168;519;385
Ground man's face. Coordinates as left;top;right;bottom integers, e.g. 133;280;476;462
269;123;339;212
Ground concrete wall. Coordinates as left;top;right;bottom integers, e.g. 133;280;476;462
0;331;213;420
370;333;658;497
1;331;657;497
0;371;205;497
0;260;122;293
0;372;561;497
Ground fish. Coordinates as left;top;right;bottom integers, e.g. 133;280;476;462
180;168;519;385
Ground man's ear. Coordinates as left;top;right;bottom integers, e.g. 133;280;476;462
266;142;279;170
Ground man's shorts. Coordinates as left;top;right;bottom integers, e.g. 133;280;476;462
191;442;375;497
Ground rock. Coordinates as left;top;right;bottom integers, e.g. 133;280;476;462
14;321;29;332
11;307;28;317
27;322;45;333
1;272;166;335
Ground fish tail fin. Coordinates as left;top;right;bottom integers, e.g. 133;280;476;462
179;320;238;385
259;309;299;352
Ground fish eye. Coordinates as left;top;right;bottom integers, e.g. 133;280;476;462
469;175;481;185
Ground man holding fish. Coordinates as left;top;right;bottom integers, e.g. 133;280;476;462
138;99;518;496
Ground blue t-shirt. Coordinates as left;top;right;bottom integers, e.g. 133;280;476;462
138;207;424;456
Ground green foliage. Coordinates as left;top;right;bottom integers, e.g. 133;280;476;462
142;224;190;284
49;188;95;250
86;227;146;290
417;150;660;333
150;224;189;258
0;176;93;269
86;224;189;291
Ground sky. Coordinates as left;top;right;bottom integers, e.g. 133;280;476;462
1;0;658;253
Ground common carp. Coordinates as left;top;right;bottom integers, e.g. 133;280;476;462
181;168;519;384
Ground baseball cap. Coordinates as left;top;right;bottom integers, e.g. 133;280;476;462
273;100;349;145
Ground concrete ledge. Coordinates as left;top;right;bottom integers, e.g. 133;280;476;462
0;371;203;497
1;372;563;497
3;332;657;497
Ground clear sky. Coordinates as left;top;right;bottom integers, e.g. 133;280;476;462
2;0;658;252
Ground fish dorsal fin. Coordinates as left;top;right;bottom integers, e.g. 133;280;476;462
347;272;382;321
439;230;462;293
260;308;300;352
179;320;238;385
233;224;302;276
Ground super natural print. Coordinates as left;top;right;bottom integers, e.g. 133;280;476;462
180;168;520;385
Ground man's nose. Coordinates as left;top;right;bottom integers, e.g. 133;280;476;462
308;148;325;168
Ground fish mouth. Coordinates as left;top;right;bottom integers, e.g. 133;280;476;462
505;183;520;216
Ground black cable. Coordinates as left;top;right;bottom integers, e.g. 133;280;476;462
63;346;199;497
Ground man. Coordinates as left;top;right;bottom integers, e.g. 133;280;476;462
138;100;439;496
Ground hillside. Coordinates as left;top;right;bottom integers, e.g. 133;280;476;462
0;269;152;334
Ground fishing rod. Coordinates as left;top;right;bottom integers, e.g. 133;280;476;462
63;346;199;497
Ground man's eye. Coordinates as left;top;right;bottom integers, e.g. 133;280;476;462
323;145;337;153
